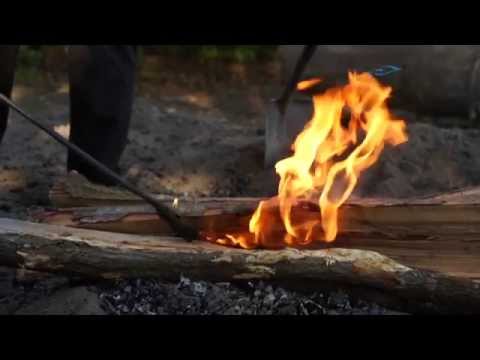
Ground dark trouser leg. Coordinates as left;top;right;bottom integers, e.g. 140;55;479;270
0;46;19;145
67;45;137;185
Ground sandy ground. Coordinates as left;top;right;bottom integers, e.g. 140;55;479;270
2;58;480;314
2;87;480;221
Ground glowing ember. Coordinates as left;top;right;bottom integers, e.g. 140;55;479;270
211;72;408;249
297;78;323;91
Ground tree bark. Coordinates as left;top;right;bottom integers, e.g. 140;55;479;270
1;218;479;314
38;174;480;280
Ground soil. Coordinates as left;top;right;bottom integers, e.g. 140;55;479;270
1;54;480;315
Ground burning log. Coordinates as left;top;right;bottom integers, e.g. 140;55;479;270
37;173;480;280
50;73;409;250
0;218;479;314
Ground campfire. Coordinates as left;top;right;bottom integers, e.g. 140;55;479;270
211;72;408;249
16;71;480;314
6;44;480;315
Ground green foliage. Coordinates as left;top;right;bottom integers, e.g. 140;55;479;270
16;46;277;72
16;46;44;84
13;45;278;84
18;46;43;67
153;45;278;63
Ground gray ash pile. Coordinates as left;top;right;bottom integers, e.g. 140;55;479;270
99;278;406;316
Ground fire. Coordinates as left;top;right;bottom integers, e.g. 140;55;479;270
213;72;408;249
297;78;323;91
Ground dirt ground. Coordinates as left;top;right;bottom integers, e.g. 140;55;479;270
2;55;480;314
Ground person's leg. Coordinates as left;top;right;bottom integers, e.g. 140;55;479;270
67;45;137;185
0;46;19;145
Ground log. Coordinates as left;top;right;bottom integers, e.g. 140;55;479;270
38;174;480;280
32;202;480;280
0;218;479;314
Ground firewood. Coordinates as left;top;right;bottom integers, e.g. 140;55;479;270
0;218;479;314
37;176;480;280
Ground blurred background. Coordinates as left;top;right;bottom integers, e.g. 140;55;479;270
4;45;480;221
15;45;282;125
1;45;285;219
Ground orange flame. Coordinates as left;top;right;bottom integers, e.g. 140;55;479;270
297;78;323;91
214;72;408;249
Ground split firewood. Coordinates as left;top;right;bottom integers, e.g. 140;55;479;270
36;173;480;280
0;218;479;314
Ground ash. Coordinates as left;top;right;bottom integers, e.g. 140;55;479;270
98;277;404;315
